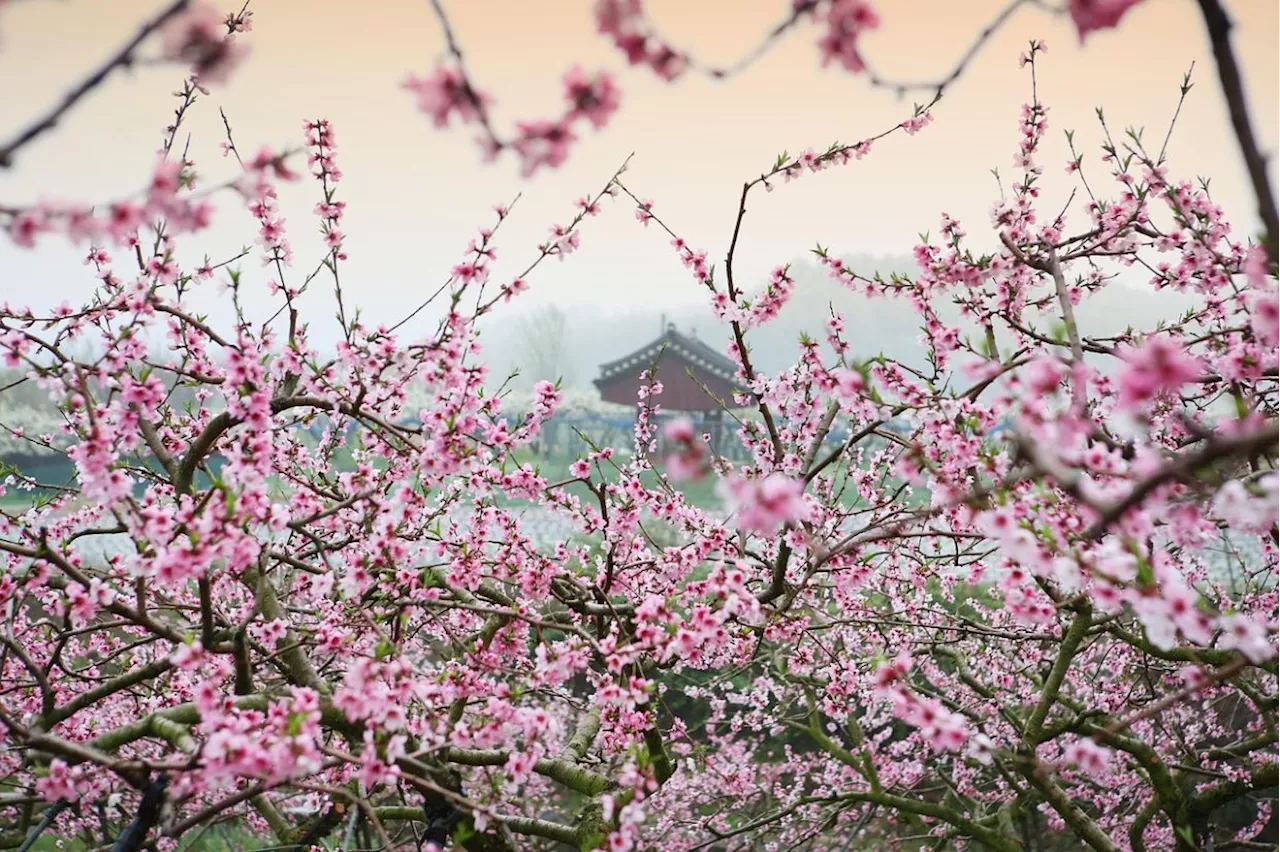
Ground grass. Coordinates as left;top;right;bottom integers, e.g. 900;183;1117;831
14;820;271;851
0;490;42;509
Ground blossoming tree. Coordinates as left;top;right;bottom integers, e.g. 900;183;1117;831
0;2;1276;851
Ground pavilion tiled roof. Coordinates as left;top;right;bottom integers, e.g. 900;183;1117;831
596;325;739;385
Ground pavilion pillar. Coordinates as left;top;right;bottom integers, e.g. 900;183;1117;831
706;409;723;456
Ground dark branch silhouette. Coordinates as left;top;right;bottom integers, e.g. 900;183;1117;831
0;0;192;168
1194;0;1279;268
110;774;168;852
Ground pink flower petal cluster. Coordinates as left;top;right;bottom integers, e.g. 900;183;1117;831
721;473;809;535
594;0;688;81
161;1;249;84
1068;0;1146;41
1115;334;1202;410
816;0;879;73
662;416;710;482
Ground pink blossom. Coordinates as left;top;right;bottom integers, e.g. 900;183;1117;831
35;760;81;802
1115;334;1202;410
161;1;248;84
563;66;622;129
7;209;46;247
1068;0;1146;41
830;367;865;401
816;0;879;73
902;111;933;136
403;66;490;128
1217;613;1277;663
512;120;577;177
662;415;712;482
872;653;913;690
1023;357;1067;396
1247;289;1279;347
1063;738;1113;779
1244;244;1269;289
663;417;695;444
248;146;300;181
634;199;654;226
967;733;997;764
722;473;808;535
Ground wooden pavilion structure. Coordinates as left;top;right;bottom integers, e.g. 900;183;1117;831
594;322;744;454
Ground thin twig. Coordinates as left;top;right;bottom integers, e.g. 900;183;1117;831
0;0;192;168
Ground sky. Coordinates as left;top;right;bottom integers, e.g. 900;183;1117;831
0;0;1276;358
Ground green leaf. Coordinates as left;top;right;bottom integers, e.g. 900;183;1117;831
1135;558;1155;589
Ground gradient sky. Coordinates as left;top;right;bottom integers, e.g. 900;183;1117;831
0;0;1275;346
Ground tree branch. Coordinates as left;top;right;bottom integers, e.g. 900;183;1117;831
0;1;192;168
1194;0;1278;266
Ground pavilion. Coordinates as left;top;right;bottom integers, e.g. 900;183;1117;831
593;322;745;454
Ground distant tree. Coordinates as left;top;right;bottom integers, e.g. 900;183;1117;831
515;304;574;388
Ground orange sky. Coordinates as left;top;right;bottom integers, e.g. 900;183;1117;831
0;0;1275;337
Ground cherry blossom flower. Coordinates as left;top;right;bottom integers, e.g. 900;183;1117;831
563;66;622;129
512;119;577;177
161;1;248;84
1115;334;1202;410
721;473;809;535
816;0;879;73
1217;613;1277;663
402;66;491;128
35;760;81;802
1062;738;1113;779
1068;0;1147;41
